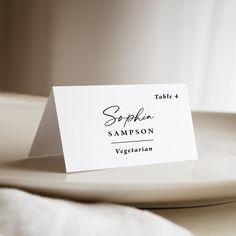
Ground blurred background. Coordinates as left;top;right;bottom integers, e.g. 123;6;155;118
0;0;236;112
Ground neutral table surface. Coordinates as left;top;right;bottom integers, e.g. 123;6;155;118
0;92;236;236
153;201;236;235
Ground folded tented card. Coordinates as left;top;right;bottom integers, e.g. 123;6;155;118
29;84;198;173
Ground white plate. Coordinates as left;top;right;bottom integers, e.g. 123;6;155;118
0;93;236;208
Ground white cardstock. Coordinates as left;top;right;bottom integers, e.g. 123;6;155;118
29;84;198;173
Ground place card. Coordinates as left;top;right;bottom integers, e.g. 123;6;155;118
29;84;198;172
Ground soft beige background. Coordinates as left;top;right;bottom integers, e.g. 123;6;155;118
1;0;236;111
0;0;51;95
